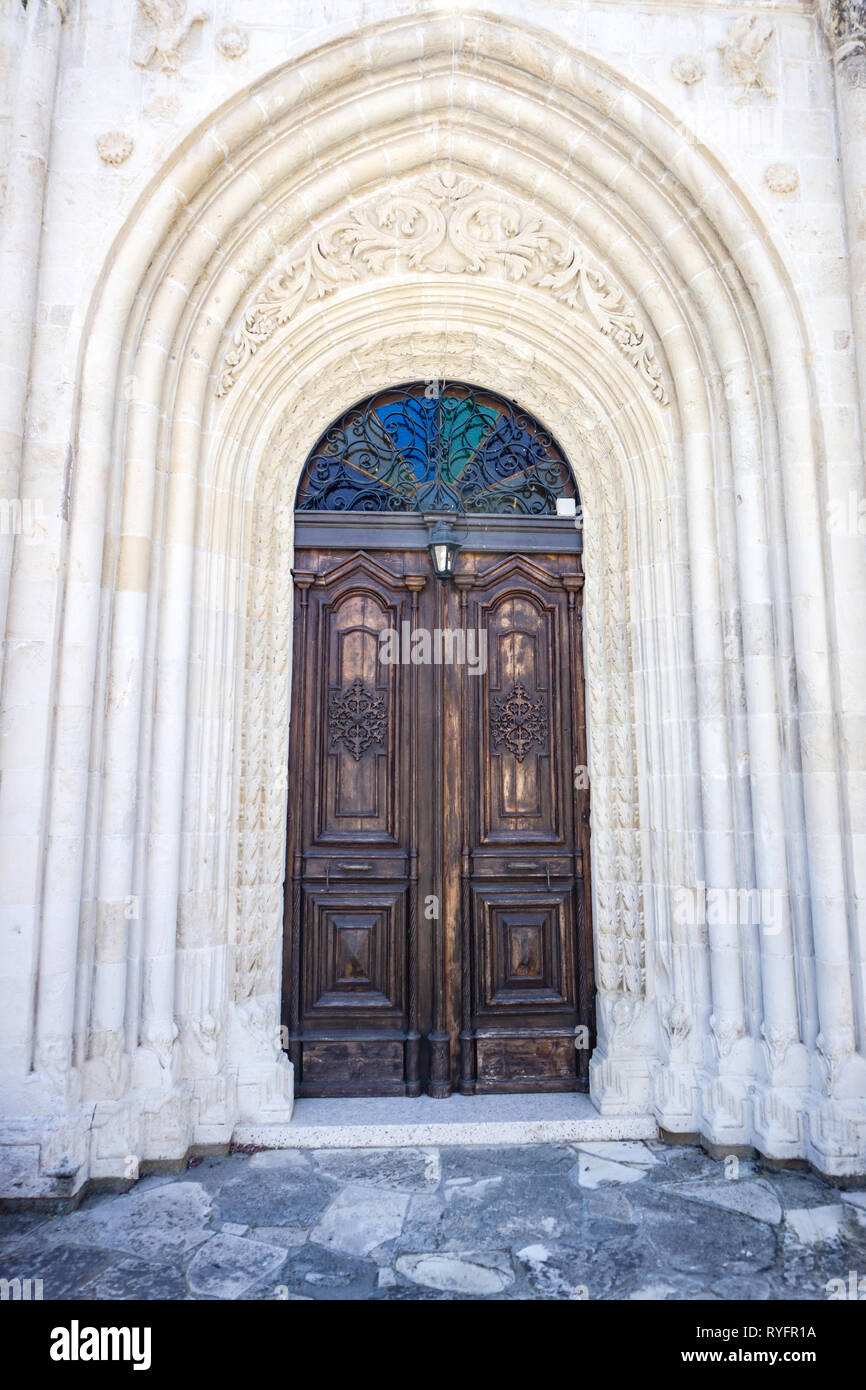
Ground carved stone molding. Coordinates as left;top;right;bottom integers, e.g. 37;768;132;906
217;170;669;406
761;1021;798;1076
661;1001;692;1052
133;1;208;72
816;1028;854;1095
710;1011;746;1060
34;1036;71;1091
580;434;646;1005
86;1027;124;1094
718;17;776;100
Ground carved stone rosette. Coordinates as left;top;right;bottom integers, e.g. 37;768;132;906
96;132;134;166
765;163;799;195
671;55;704;86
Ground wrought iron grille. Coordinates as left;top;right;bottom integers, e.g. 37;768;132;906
294;381;578;516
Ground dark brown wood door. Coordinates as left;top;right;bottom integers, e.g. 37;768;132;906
283;541;593;1097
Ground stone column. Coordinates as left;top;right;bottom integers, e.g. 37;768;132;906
820;0;866;1078
823;1;866;443
0;0;65;1094
0;0;65;637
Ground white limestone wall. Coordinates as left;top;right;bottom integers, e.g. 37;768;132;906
0;0;864;1199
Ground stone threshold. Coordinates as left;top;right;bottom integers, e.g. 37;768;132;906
232;1093;659;1150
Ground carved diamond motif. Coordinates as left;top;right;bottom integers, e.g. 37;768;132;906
489;682;548;762
328;677;387;760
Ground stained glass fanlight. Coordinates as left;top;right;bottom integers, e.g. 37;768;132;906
294;381;578;516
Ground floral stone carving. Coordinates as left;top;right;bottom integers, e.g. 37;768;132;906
671;55;704;85
217;170;669;406
765;164;799;195
216;26;248;59
97;132;134;165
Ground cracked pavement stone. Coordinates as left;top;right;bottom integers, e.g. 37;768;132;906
784;1205;847;1246
310;1184;410;1256
515;1244;586;1299
576;1142;661;1167
37;1182;214;1261
279;1241;379;1299
667;1179;783;1226
395;1251;514;1294
768;1171;841;1210
310;1147;441;1192
0;1212;53;1255
444;1175;504;1201
215;1168;334;1228
637;1188;777;1275
711;1274;771;1300
0;1243;114;1299
586;1189;636;1224
76;1256;191;1302
569;1153;651;1189
250;1225;308;1247
186;1232;287;1299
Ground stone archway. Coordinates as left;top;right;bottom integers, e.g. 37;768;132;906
28;14;864;1185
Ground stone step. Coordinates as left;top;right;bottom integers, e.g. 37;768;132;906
232;1094;658;1151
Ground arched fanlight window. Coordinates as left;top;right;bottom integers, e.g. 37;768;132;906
294;381;578;516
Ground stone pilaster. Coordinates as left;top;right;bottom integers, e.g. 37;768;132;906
0;0;64;637
822;1;866;447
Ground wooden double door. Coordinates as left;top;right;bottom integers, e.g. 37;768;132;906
283;529;593;1096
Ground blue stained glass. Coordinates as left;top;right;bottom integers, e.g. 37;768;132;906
374;396;439;480
295;381;578;516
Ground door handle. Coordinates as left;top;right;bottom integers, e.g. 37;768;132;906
507;861;552;888
339;862;373;872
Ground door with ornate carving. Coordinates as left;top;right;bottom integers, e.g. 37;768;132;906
282;383;594;1097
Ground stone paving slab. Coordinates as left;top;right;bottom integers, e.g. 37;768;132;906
1;1141;864;1301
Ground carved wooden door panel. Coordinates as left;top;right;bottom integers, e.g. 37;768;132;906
284;550;430;1096
452;551;592;1092
284;543;593;1097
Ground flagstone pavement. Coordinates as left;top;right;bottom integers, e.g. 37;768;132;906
2;1141;865;1300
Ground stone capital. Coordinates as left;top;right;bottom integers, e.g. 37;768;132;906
820;0;866;60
